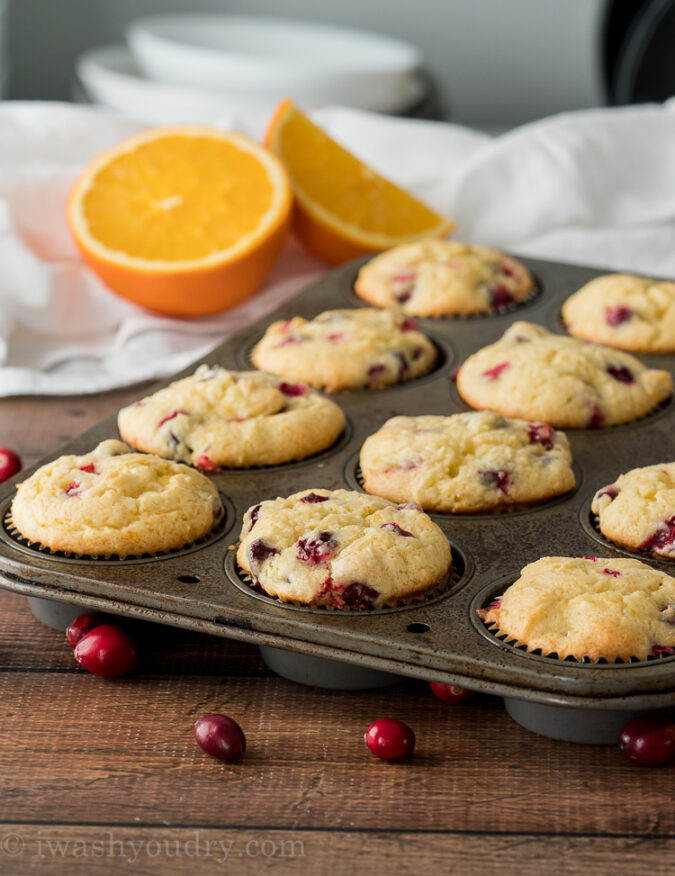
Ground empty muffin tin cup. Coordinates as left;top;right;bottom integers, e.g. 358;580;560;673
503;697;671;745
259;645;403;690
27;596;96;632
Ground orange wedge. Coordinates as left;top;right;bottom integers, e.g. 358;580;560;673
264;99;455;264
68;127;292;317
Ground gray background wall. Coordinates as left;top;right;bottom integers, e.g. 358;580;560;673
6;0;605;127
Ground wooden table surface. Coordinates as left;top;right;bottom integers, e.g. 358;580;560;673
0;389;673;875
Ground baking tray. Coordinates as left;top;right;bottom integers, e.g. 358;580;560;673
1;254;674;744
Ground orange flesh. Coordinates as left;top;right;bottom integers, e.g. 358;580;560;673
82;136;276;261
268;102;451;242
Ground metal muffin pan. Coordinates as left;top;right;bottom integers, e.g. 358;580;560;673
0;254;674;745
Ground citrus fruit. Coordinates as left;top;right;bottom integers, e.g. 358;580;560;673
68;127;292;316
264;99;455;264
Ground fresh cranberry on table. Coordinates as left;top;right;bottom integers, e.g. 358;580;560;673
429;682;471;704
365;718;416;760
66;612;107;647
618;715;675;767
0;447;21;483
194;714;246;761
74;624;139;678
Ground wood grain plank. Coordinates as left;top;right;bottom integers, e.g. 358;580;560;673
0;387;148;468
0;663;672;836
0;590;269;676
0;826;672;875
2;383;674;858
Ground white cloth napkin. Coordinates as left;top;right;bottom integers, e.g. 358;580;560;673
0;99;673;397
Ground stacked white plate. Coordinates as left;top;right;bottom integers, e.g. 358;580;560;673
75;14;431;136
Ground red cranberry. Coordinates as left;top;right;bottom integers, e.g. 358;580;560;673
247;503;261;532
479;469;511;494
342;582;378;609
392;275;415;304
526;423;555;450
248;538;279;567
605;305;633;327
394;351;409;380
365;718;415;760
197;455;221;472
300;492;330;504
74;624;139;678
78;462;98;474
618;715;675;767
429;682;471;704
66;612;107;647
607;364;634;384
401;318;418;332
380;522;413;537
279;382;306;397
491;283;514;309
603;568;621;577
158;409;190;427
588;405;605;429
296;531;337;565
384;460;417;473
64;481;81;496
0;447;21;483
482;361;510;381
640;516;675;552
194;714;246;762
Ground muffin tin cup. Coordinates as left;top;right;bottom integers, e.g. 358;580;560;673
27;595;96;632
501;698;671;745
259;646;404;689
1;253;674;745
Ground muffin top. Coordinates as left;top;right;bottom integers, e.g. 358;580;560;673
360;411;575;513
354;240;534;316
237;488;451;609
118;364;346;469
251;308;436;391
478;556;675;662
592;462;675;558
562;273;675;353
456;321;672;428
11;439;223;557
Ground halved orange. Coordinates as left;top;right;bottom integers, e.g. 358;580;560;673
68;127;292;316
264;99;455;264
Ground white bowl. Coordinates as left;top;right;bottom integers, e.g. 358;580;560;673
127;14;425;113
76;44;280;135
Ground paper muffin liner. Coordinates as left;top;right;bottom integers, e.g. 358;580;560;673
477;594;675;666
241;334;451;393
351;460;577;517
347;270;542;320
587;507;675;563
230;550;467;615
1;498;229;564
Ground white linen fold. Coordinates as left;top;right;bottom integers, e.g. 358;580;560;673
0;99;672;397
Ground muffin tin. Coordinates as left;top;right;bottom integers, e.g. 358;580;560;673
1;254;674;745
